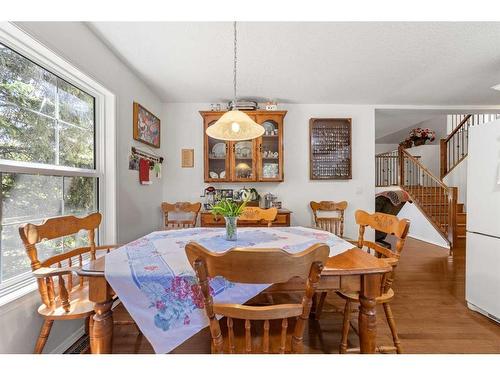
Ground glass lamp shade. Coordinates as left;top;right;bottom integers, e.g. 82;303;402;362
206;110;264;141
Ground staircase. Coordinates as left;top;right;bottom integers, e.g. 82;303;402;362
440;113;500;178
399;149;464;253
376;113;500;254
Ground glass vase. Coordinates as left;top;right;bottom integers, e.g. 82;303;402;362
224;216;238;241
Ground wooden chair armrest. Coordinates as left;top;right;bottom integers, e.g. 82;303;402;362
32;267;79;279
384;257;399;266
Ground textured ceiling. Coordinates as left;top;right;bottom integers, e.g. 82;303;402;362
88;22;500;105
375;108;500;141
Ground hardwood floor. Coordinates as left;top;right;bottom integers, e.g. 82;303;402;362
111;237;500;354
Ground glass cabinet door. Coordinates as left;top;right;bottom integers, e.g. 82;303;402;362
205;117;230;182
257;115;283;181
231;139;256;181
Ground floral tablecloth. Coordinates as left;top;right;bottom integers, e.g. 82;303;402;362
105;226;353;353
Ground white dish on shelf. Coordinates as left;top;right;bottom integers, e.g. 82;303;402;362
220;171;226;178
263;163;279;178
262;122;275;134
235;141;252;158
212;143;226;158
209;171;219;179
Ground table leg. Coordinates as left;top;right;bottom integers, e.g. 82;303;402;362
358;273;381;354
89;277;114;354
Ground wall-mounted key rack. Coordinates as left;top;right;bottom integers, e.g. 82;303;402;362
131;146;164;164
309;118;352;180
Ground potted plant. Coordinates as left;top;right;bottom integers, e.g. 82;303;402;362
210;198;248;241
409;127;436;146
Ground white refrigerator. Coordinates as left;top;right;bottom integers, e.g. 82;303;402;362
466;119;500;322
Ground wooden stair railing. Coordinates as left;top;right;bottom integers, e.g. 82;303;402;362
376;150;420;187
440;114;471;178
375;150;399;187
440;114;500;178
399;146;458;248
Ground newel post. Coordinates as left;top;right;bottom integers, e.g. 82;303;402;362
440;139;447;179
447;187;458;249
397;146;404;186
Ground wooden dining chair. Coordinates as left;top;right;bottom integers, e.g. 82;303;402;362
310;201;348;237
309;200;348;318
161;201;202;229
18;213;135;354
337;210;410;354
185;242;329;354
239;207;278;227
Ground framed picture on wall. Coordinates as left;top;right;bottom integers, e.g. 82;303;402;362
133;102;161;148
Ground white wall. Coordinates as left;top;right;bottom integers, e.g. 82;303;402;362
397;203;449;248
376;115;447;144
375;143;398;154
0;22;165;354
406;144;440;177
163;103;376;240
443;157;467;207
375;187;449;249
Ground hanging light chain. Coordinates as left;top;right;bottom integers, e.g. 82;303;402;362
233;21;237;106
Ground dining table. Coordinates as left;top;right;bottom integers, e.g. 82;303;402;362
77;226;391;354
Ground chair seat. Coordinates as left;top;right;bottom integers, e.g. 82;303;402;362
37;284;94;320
217;317;301;354
337;288;394;303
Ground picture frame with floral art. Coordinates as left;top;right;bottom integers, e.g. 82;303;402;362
133;102;161;148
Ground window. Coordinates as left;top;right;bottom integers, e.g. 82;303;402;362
0;39;102;295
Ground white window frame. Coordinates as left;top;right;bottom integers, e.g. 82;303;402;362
0;22;116;304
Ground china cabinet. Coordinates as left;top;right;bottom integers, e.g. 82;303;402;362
201;110;286;182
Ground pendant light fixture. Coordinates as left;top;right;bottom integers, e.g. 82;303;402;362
205;22;264;141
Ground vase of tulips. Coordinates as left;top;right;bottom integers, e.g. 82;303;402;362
210;198;248;241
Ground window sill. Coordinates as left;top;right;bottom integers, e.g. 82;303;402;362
0;280;39;311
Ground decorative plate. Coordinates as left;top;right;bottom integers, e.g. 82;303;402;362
220;171;226;178
209;171;219;179
235;141;252;158
212;143;226;158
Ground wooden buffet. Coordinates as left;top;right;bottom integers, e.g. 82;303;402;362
200;110;286;183
200;208;292;227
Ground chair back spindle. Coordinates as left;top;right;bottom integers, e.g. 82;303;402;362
161;202;202;230
310;201;348;237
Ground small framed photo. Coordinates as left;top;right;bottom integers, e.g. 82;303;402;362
133;102;161;148
181;149;194;168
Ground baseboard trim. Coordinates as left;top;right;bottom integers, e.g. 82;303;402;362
408;234;450;250
50;325;85;354
467;302;500;324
